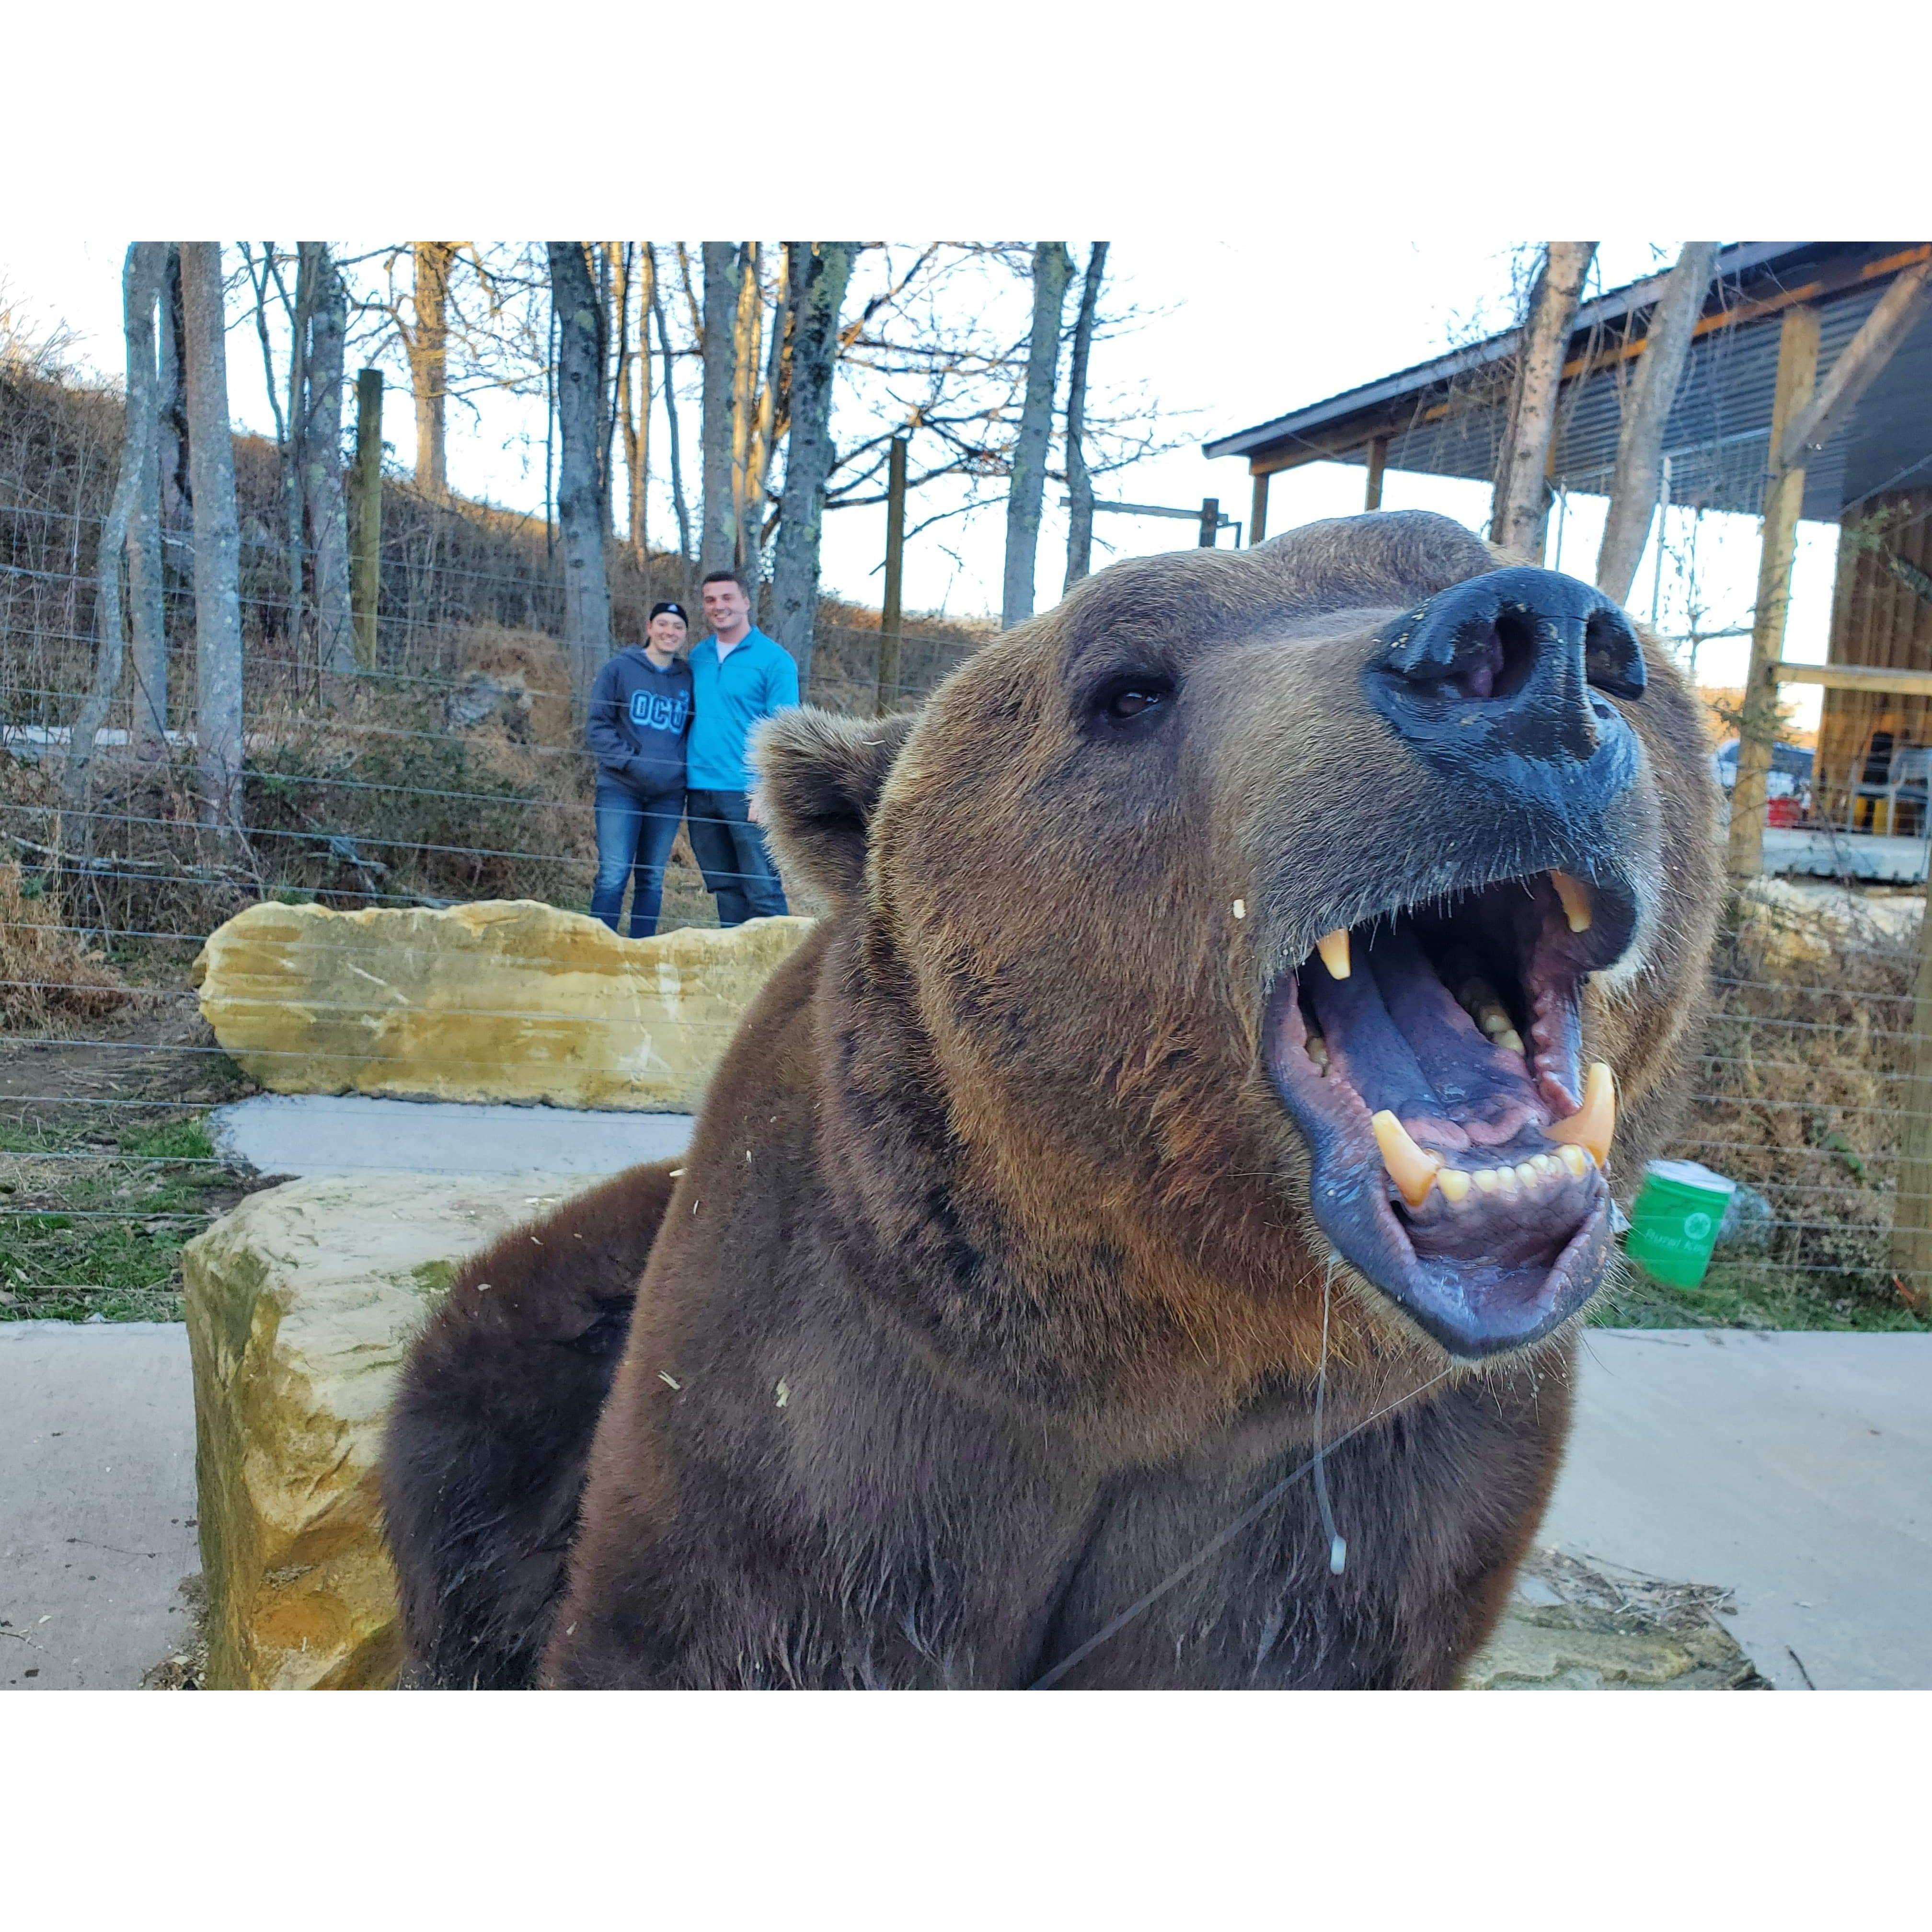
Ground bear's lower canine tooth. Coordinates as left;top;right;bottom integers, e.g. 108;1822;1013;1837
1547;1061;1616;1166
1306;1031;1330;1074
1551;871;1594;933
1317;929;1351;980
1370;1110;1440;1208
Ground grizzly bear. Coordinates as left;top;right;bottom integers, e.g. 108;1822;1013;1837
381;509;1719;1689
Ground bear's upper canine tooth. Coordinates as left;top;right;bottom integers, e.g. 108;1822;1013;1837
1317;929;1351;980
1546;1060;1616;1166
1551;871;1594;933
1370;1109;1440;1208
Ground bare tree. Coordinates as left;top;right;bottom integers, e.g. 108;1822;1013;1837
769;243;857;683
240;242;314;652
1001;242;1073;628
647;245;692;595
63;244;165;831
615;244;650;567
549;243;613;715
179;242;246;834
409;242;455;497
1490;242;1596;559
126;246;168;756
158;246;190;521
699;242;740;576
730;242;763;575
1594;243;1721;604
741;246;790;592
303;245;355;677
1063;242;1108;591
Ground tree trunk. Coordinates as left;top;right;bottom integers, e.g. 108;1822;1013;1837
699;242;740;576
649;248;691;599
1595;242;1719;604
769;242;856;687
62;244;164;838
126;242;168;757
549;242;614;718
411;242;454;499
730;243;763;578
1490;242;1595;559
303;246;355;678
178;242;246;837
1063;242;1108;591
743;245;791;598
618;245;651;569
1002;242;1074;628
158;247;191;520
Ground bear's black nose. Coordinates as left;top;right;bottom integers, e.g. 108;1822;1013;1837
1367;567;1646;791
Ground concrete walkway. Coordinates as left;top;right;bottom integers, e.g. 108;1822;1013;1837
2;1321;1924;1689
1542;1329;1930;1691
210;1092;694;1180
0;1323;198;1690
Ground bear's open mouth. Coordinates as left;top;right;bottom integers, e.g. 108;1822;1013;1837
1263;868;1634;1358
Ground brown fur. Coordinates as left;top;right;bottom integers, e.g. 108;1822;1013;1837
385;511;1719;1689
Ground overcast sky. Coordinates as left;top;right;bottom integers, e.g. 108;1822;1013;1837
0;237;1839;726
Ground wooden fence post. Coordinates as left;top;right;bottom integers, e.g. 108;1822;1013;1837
1250;471;1269;546
351;367;383;672
1364;434;1389;511
874;433;908;718
1197;497;1219;548
1728;304;1819;878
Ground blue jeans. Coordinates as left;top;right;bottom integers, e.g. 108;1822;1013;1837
591;783;683;938
684;787;789;927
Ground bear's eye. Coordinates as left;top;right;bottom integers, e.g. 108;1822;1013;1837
1093;673;1175;729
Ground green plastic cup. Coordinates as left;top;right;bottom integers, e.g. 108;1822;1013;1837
1624;1159;1737;1289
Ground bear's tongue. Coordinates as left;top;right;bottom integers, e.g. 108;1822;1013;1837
1303;927;1543;1152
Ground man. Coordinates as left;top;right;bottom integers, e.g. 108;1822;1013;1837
685;569;799;925
584;600;693;938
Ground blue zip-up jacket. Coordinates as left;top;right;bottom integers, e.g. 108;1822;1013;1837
585;648;694;798
686;629;801;791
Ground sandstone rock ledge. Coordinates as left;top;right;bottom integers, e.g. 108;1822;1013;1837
184;1170;604;1690
191;899;812;1112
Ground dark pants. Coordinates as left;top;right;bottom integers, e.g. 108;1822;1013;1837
591;782;683;938
684;786;789;927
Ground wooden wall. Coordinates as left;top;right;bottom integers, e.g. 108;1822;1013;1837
1815;489;1932;826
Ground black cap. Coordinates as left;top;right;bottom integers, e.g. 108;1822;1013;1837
649;600;688;623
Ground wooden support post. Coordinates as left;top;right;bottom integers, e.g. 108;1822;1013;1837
350;367;383;672
874;433;908;718
1250;470;1269;546
1364;434;1389;511
1727;304;1820;880
1893;898;1932;1302
1198;497;1219;548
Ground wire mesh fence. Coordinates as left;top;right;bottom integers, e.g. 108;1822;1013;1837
4;365;1930;1339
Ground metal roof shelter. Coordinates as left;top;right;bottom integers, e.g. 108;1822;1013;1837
1206;243;1932;537
1207;242;1932;890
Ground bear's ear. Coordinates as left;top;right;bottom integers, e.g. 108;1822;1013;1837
750;707;916;904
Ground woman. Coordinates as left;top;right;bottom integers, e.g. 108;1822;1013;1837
583;601;694;937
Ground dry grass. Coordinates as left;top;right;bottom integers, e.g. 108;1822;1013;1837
0;860;126;1026
1662;883;1920;1307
